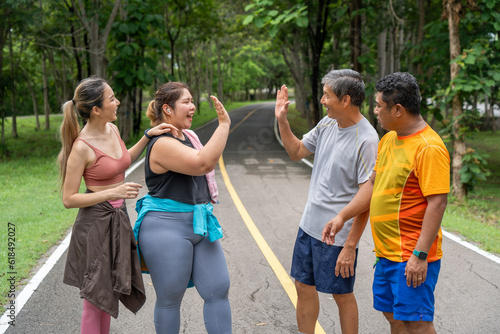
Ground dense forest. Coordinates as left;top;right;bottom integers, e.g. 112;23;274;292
1;0;499;200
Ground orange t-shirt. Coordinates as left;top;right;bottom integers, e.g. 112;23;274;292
370;125;450;262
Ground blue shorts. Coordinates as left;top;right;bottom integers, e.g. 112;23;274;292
290;228;357;294
373;257;441;322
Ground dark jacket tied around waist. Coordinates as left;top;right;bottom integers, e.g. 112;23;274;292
63;199;146;318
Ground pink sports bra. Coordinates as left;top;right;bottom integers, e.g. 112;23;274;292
76;124;131;186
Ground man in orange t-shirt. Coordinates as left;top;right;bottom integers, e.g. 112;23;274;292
322;72;450;334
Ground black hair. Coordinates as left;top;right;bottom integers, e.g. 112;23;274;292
375;72;421;115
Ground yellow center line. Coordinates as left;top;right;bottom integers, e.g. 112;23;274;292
228;106;261;134
218;105;326;334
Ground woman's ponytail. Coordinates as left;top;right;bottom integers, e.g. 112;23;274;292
146;100;159;126
58;100;80;190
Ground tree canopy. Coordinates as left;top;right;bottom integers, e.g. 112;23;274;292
1;0;499;197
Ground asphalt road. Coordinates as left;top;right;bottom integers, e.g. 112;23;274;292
5;103;500;333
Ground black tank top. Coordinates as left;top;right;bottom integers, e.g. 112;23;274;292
145;133;211;205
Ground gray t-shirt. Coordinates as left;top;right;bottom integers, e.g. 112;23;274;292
300;116;378;245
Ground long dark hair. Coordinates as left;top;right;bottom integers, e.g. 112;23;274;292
58;76;107;189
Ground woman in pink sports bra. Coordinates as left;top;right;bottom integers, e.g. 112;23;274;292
58;76;177;334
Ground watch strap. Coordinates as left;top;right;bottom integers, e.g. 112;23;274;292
413;249;428;260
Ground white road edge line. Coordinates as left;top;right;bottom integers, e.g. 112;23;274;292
0;158;145;332
274;117;500;264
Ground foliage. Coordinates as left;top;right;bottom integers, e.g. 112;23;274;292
108;0;167;92
243;0;308;37
0;0;499;239
459;147;490;193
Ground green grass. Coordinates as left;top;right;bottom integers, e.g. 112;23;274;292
441;131;500;255
0;116;80;306
0;99;257;306
285;107;500;256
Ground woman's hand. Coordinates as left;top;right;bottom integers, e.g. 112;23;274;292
210;96;231;127
111;182;143;200
147;123;179;138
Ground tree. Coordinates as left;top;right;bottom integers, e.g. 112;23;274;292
443;0;468;200
71;0;121;77
108;0;166;141
244;0;333;126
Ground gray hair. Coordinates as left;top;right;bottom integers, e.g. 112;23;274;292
321;69;365;107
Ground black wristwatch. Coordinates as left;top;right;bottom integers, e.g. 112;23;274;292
144;129;152;139
413;249;428;260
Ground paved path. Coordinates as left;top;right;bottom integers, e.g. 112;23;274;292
4;103;500;333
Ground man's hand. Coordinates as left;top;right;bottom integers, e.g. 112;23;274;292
321;216;345;245
336;245;356;278
405;255;428;288
275;84;291;122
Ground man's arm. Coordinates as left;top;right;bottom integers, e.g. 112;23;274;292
322;172;376;245
405;193;448;288
275;85;312;161
335;183;371;278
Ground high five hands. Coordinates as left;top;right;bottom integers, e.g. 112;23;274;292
210;95;231;127
275;85;291;122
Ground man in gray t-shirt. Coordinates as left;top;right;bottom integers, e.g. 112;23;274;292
275;69;378;334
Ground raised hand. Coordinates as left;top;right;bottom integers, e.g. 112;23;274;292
275;84;291;122
210;95;231;127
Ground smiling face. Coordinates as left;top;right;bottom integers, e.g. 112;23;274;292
320;84;344;119
99;84;120;122
167;88;195;130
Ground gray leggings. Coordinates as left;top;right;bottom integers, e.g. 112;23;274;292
138;211;232;334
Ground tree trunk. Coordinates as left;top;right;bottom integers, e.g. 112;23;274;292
387;28;395;74
217;42;223;101
47;49;63;107
377;28;387;78
281;40;312;129
119;94;132;142
205;42;213;110
133;88;142;136
349;0;362;73
72;0;121;77
0;4;14;146
9;30;17;138
416;0;425;77
490;87;496;133
0;99;5;146
169;35;176;79
70;24;83;82
25;75;40;130
307;0;331;125
394;25;404;72
42;52;51;130
89;12;101;76
445;0;466;200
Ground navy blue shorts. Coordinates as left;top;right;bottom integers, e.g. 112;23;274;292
290;228;357;294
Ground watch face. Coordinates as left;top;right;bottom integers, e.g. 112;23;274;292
418;252;427;260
